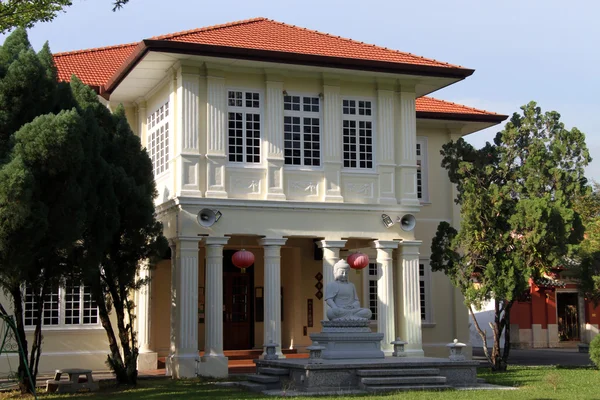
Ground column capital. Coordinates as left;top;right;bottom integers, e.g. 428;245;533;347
203;236;230;247
371;240;399;250
317;240;347;249
259;238;287;247
174;236;200;251
396;240;422;256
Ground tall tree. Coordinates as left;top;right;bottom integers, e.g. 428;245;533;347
431;102;590;371
0;28;94;391
0;0;130;33
68;79;167;384
573;183;600;305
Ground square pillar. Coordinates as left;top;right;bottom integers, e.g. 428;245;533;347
168;237;201;378
259;238;288;357
395;240;424;357
317;240;347;320
136;263;157;371
199;236;230;378
372;240;399;355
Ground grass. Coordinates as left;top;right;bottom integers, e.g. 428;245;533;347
1;366;600;399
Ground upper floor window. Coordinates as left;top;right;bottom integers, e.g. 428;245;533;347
228;90;261;163
283;95;321;167
24;283;99;328
147;101;170;176
416;138;429;202
342;99;374;169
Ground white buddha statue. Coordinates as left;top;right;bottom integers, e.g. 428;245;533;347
325;259;372;320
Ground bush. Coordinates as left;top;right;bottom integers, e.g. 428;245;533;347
590;334;600;369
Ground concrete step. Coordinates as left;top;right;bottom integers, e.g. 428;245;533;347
361;376;447;385
356;368;440;377
247;374;280;384
235;381;267;393
365;384;452;393
257;367;289;376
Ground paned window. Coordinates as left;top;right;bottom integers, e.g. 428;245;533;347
24;284;99;327
342;99;373;169
147;101;170;176
419;261;432;322
416;138;429;202
228;90;261;163
283;95;321;167
367;262;378;321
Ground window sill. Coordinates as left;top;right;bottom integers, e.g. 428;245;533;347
25;326;104;333
283;165;324;172
340;169;378;176
226;163;264;169
422;322;436;329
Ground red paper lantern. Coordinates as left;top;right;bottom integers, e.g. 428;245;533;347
232;249;254;273
347;252;369;270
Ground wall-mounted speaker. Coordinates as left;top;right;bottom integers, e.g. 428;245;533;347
197;209;222;228
399;214;416;231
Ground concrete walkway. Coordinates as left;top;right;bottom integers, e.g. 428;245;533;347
472;347;593;367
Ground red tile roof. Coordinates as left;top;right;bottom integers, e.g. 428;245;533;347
52;18;502;120
416;97;501;116
54;43;137;87
152;17;463;69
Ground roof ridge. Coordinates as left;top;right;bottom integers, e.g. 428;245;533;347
420;96;498;115
150;17;268;41
263;18;465;69
53;42;138;58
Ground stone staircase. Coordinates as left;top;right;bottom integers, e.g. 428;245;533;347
237;366;289;392
357;368;451;393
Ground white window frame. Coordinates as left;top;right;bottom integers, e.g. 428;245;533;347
342;97;376;171
23;283;101;330
147;99;170;177
283;92;322;169
227;88;262;164
419;259;434;325
416;137;429;203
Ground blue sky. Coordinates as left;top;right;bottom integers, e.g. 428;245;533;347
3;0;598;181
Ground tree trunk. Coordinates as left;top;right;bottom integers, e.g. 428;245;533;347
96;290;128;383
10;287;33;394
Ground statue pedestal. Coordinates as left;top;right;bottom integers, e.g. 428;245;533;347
309;319;384;359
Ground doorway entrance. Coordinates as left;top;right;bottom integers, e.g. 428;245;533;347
223;250;254;350
557;292;580;341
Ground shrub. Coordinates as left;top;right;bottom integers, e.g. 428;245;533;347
590;334;600;369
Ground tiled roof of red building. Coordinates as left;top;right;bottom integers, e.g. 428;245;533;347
151;17;463;69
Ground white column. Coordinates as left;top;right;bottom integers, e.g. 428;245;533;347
137;263;157;370
199;236;229;378
260;238;287;357
396;240;424;357
396;87;420;206
265;81;286;200
169;237;200;378
175;66;202;196
377;88;396;204
372;240;399;355
317;240;347;320
205;73;228;198
322;83;343;202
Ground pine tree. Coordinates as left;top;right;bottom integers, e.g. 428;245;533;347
431;102;590;371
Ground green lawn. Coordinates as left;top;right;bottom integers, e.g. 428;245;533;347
2;367;600;399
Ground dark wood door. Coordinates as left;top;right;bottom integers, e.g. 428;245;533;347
557;292;580;341
223;250;253;350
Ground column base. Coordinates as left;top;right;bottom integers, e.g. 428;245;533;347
199;355;229;378
169;354;199;378
266;192;286;201
137;351;158;371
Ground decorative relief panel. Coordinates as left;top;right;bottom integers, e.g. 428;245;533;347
227;170;264;199
285;172;323;201
341;175;377;204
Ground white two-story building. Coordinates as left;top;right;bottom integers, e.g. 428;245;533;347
2;17;507;378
